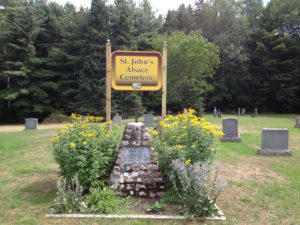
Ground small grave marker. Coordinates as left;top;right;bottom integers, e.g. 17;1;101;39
257;128;292;156
144;113;154;126
237;107;241;116
213;107;217;117
25;118;38;130
221;118;241;142
217;109;222;118
113;113;122;126
295;117;300;128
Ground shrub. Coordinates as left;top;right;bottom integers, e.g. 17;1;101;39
147;201;165;213
152;109;223;185
87;187;119;214
50;176;87;214
52;114;123;190
170;158;225;217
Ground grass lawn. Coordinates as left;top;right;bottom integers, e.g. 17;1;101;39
0;114;299;225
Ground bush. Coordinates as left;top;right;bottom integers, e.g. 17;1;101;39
170;158;225;217
152;109;222;185
50;176;87;214
52;114;123;190
147;201;165;213
87;187;119;214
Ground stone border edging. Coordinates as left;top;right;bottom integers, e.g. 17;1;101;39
46;205;226;221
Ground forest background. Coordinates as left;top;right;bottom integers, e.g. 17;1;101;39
0;0;299;122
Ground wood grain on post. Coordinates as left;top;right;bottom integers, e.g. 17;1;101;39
106;39;112;122
162;41;168;118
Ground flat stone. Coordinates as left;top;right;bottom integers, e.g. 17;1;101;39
131;172;139;178
142;133;150;140
148;165;159;171
125;178;134;183
131;165;141;171
121;141;130;147
153;178;163;183
124;135;131;140
152;171;162;178
139;191;148;197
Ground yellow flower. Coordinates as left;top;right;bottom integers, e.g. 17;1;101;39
152;130;160;135
185;159;192;165
82;141;87;145
69;142;76;148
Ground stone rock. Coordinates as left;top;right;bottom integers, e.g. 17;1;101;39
159;185;165;190
131;165;141;171
130;140;142;146
142;133;150;140
125;178;134;183
152;171;162;178
153;178;163;183
139;191;148;197
124;135;131;140
149;191;156;198
121;140;130;147
131;172;139;178
148;165;159;171
125;129;132;135
136;178;142;183
132;129;142;140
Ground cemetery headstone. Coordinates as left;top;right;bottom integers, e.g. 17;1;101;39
113;113;122;126
237;107;241;116
254;108;258;117
183;108;188;114
241;108;246;115
144;113;154;126
257;128;292;156
167;109;172;115
25;118;38;130
109;122;165;198
221;118;241;142
213;106;217;117
217;109;222;118
295;117;300;128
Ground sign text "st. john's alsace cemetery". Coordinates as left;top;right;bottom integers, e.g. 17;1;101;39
111;51;162;91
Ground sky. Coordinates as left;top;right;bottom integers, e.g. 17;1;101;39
50;0;198;16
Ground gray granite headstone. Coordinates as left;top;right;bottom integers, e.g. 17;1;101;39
241;108;246;115
113;113;122;126
237;108;241;116
221;118;241;142
144;114;154;125
25;118;38;130
213;107;217;117
254;108;258;117
295;117;300;128
257;129;292;156
217;109;222;118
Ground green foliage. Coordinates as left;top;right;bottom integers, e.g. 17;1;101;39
50;176;88;214
146;201;165;213
152;109;222;186
152;31;220;112
170;158;225;217
52;115;123;190
87;187;119;214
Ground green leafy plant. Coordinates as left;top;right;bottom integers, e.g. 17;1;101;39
87;187;119;214
52;114;123;190
170;158;225;217
50;176;87;214
152;109;222;186
147;201;165;213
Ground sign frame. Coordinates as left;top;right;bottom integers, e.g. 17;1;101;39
111;50;162;91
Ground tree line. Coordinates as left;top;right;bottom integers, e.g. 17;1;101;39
0;0;299;123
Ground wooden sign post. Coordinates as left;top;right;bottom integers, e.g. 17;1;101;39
106;40;112;122
105;40;167;122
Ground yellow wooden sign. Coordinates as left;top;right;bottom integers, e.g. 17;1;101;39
111;51;162;91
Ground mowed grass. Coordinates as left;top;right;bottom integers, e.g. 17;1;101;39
0;114;299;225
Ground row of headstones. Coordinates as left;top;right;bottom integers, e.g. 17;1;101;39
213;107;258;118
113;113;155;126
221;117;297;156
